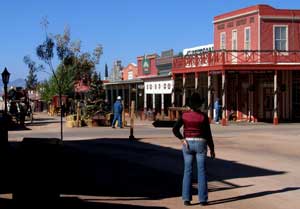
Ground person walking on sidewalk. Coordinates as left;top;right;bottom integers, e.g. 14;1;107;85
173;92;215;206
112;96;123;128
214;98;221;124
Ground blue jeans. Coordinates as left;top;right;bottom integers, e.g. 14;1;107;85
182;139;208;203
214;109;220;122
112;113;122;128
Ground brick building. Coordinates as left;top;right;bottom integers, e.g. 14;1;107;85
172;5;300;124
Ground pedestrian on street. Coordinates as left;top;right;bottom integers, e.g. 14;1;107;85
173;92;215;206
111;96;123;128
214;98;221;124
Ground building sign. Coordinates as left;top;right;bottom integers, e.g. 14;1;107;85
142;55;150;74
145;79;173;94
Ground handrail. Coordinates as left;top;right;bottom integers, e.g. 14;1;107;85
173;50;300;69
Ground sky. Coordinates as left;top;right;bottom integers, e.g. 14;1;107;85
1;0;300;82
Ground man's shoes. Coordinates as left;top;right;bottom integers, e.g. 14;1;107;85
184;201;191;206
199;202;208;206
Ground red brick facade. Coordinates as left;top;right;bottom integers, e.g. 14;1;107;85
137;54;159;77
122;63;138;80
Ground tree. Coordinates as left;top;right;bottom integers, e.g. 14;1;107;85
27;19;103;139
23;56;41;90
86;71;105;102
36;26;74;141
105;63;108;79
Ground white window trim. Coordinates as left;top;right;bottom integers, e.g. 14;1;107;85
220;32;226;50
232;30;238;50
273;25;288;52
244;27;251;50
128;71;133;80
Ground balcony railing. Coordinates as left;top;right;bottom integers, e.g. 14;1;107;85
173;50;300;70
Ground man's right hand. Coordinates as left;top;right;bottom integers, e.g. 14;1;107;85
210;150;216;159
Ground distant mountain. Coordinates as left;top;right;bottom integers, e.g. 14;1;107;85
0;78;26;93
9;78;26;88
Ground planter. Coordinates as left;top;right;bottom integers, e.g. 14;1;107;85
85;119;93;127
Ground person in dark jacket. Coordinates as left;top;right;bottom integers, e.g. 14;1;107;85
173;92;215;206
111;96;123;128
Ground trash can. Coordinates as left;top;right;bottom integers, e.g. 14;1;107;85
13;137;63;205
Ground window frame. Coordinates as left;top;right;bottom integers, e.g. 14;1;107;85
220;32;226;50
244;27;251;51
273;25;288;52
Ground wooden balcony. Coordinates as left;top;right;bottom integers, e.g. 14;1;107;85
173;50;300;72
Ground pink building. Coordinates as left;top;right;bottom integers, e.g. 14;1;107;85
122;63;138;80
173;5;300;124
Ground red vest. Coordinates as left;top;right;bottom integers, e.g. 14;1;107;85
182;111;206;138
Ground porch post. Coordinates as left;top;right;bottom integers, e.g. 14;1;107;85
208;72;212;123
273;70;279;125
116;86;119;100
195;72;198;90
161;93;164;119
182;73;186;106
135;83;138;114
110;85;113;112
144;90;147;120
122;85;125;109
221;71;227;126
152;94;156;117
128;84;131;113
248;73;254;122
171;75;175;106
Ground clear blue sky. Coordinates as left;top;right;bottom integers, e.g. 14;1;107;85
1;0;299;82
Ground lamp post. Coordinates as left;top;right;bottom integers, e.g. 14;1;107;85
1;67;10;144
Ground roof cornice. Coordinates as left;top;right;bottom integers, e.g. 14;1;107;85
213;10;259;24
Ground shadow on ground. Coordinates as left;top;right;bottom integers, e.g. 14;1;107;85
0;137;288;208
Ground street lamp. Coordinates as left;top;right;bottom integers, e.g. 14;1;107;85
1;67;10;144
2;68;10;115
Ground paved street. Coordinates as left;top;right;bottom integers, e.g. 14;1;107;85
2;112;300;208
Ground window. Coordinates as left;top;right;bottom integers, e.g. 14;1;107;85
232;30;237;50
244;27;251;50
128;71;133;80
274;26;288;51
220;32;226;50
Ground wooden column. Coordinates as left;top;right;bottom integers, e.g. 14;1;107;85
273;70;279;125
122;100;125;128
135;83;138;114
195;72;198;90
161;93;164;119
207;72;212;123
110;85;113;112
144;92;147;120
221;71;227;126
182;73;186;106
171;75;175;106
128;84;131;114
248;73;254;122
152;94;156;113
